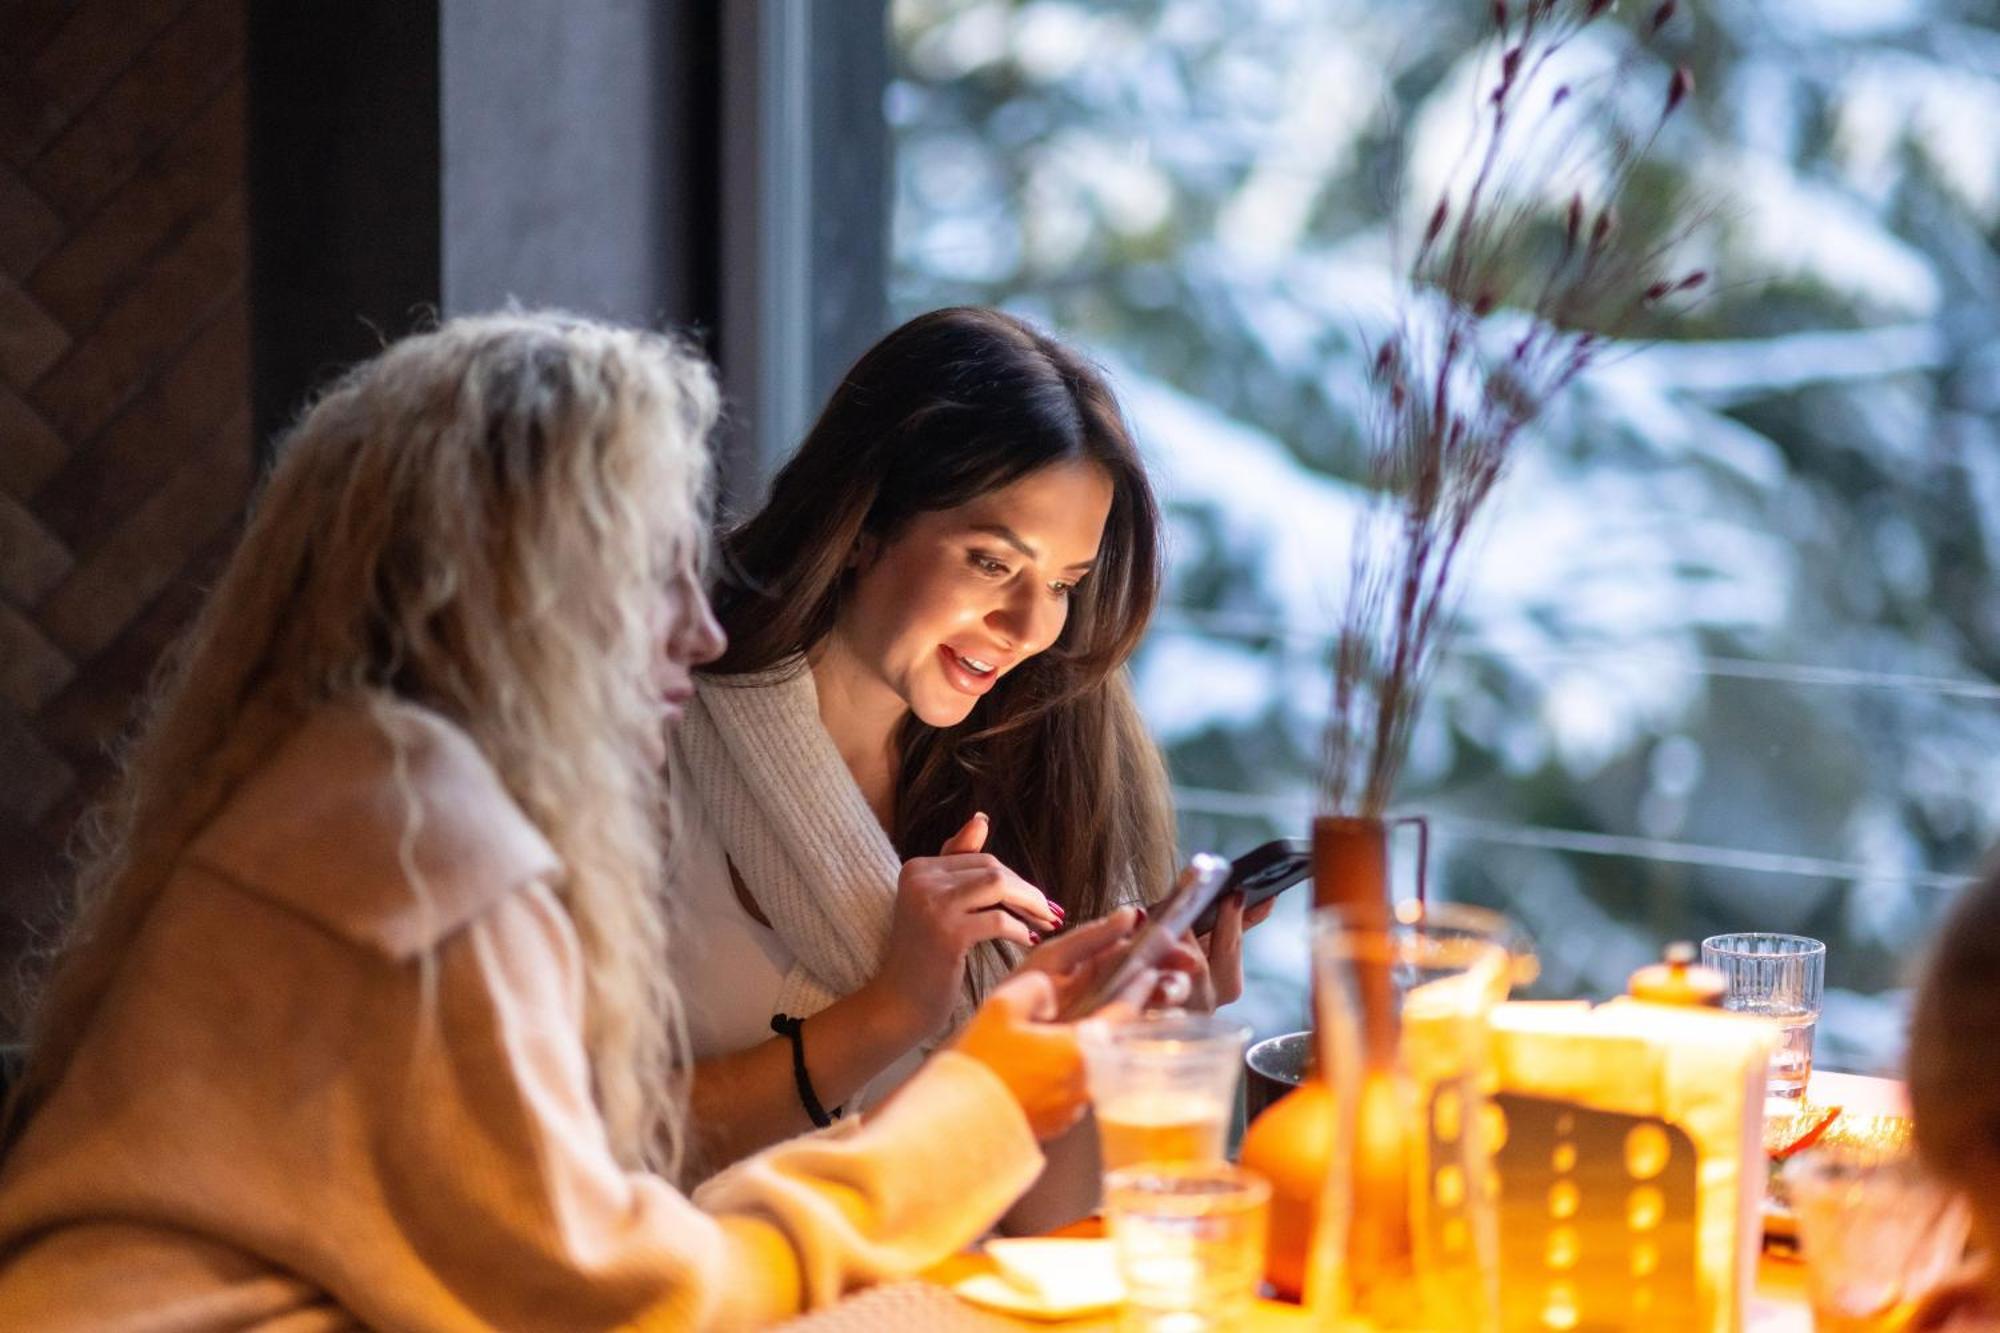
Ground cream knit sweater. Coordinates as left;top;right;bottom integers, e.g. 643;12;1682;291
670;661;1016;1032
0;703;1043;1331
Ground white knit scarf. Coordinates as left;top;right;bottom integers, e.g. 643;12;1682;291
669;658;1017;1034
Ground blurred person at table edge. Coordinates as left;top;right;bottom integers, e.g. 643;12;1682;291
1908;854;2000;1332
0;313;1152;1330
667;306;1269;1227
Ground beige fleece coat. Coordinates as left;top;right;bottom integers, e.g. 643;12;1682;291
0;704;1043;1330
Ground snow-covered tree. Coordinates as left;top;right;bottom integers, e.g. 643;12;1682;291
889;0;2000;1070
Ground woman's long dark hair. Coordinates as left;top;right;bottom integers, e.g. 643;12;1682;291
1910;856;2000;1200
709;306;1174;919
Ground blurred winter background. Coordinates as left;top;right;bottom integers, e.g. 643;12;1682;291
886;0;2000;1072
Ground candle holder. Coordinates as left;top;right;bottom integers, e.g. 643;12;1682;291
1488;1000;1776;1332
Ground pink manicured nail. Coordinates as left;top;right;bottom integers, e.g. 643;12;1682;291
1029;932;1042;945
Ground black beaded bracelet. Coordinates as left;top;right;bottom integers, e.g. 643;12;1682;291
770;1013;841;1128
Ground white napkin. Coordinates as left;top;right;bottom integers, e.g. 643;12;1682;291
953;1238;1125;1320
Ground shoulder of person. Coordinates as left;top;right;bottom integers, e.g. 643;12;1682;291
184;699;561;960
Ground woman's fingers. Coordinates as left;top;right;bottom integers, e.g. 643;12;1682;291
937;866;1061;930
953;973;1090;1140
1025;908;1143;1012
915;839;1066;932
1156;936;1204;974
929;852;1005;875
1152;970;1195;1009
961;905;1039;949
984;969;1059;1023
1204;891;1247;1006
939;812;989;856
927;856;1061;921
1243;895;1279;929
1026;907;1139;974
1152;936;1218;1011
1093;966;1166;1023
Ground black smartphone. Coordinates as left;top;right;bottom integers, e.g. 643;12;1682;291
1057;853;1232;1021
1189;838;1311;936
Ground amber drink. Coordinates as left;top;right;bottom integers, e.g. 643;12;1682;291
1081;1014;1249;1173
1097;1090;1232;1171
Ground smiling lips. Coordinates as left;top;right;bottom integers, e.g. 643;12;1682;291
939;644;1003;695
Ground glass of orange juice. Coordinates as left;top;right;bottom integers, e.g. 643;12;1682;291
1081;1012;1250;1172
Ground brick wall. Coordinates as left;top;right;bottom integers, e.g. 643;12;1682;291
0;0;251;1002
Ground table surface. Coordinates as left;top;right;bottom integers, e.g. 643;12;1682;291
912;1071;1909;1333
924;1237;1812;1331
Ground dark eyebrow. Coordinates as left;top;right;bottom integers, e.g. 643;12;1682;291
970;523;1096;572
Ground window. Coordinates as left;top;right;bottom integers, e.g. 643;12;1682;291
761;0;2000;1072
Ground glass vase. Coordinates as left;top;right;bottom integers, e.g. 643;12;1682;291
1304;901;1515;1332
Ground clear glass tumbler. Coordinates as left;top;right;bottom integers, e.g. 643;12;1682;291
1080;1012;1250;1172
1784;1148;1970;1331
1105;1161;1271;1333
1308;901;1514;1333
1700;932;1826;1100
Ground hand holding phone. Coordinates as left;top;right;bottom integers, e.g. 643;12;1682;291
1057;854;1232;1020
1190;838;1311;937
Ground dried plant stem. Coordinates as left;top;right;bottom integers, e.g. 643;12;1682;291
1319;0;1704;818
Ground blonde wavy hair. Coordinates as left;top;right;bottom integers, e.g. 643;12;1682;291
4;311;714;1175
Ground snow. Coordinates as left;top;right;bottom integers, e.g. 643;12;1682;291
1707;151;1944;315
1114;360;1366;628
1112;355;1800;770
890;0;2000;1075
1614;325;1946;408
1751;0;1934;40
1403;27;1656;227
1133;635;1282;742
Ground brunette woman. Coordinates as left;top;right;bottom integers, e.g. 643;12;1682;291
0;313;1142;1329
669;307;1261;1209
1907;859;2000;1331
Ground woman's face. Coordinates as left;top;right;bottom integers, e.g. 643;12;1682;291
832;459;1116;728
651;552;726;726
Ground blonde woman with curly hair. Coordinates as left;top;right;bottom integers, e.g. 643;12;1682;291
0;312;1140;1330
